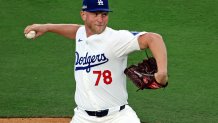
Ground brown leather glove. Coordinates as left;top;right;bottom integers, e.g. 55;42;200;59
124;57;168;90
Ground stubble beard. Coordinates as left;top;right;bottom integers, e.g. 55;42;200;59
96;25;106;34
86;22;107;35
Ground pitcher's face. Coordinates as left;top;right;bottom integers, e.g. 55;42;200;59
81;11;109;36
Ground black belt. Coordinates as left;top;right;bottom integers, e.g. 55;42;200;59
85;105;126;117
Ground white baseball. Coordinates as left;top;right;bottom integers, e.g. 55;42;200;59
25;31;36;39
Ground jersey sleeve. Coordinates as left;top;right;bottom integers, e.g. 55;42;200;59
112;30;147;58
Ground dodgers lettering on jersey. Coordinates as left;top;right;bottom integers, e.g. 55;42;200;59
75;51;109;73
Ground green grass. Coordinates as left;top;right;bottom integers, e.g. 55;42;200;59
0;0;218;122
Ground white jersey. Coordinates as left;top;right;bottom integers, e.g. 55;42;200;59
74;26;146;111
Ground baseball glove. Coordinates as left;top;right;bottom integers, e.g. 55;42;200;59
124;53;168;91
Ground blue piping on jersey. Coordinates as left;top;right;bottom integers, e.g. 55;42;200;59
131;31;139;36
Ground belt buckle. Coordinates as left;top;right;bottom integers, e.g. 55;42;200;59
85;105;126;118
96;109;109;117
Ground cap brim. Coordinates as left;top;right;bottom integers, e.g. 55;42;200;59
85;8;112;12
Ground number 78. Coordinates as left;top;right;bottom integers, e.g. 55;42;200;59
93;70;112;86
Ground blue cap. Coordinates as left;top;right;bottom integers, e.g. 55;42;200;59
82;0;112;12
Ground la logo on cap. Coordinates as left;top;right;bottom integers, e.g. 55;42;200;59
98;0;104;5
82;0;112;12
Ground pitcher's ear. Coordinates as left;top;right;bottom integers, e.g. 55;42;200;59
80;11;86;21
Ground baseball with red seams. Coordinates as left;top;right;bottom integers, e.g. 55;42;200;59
25;31;36;39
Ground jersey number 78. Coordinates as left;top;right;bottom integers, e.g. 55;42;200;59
93;70;112;86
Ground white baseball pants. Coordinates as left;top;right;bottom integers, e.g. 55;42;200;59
70;105;140;123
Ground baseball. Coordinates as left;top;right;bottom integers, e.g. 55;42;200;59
25;31;36;39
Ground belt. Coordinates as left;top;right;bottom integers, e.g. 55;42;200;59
85;105;126;117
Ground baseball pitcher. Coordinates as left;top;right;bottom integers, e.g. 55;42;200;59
24;0;168;122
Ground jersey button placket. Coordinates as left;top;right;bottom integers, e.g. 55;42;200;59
83;41;89;91
84;39;99;109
